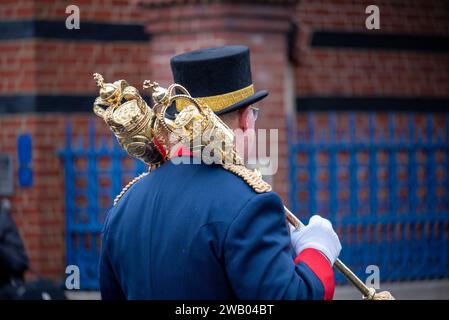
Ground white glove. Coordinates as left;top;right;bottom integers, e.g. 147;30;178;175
290;215;342;266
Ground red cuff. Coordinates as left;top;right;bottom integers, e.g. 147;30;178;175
294;248;335;300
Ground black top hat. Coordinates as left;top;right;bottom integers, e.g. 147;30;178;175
168;45;268;117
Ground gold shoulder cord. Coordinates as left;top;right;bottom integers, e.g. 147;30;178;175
223;164;272;193
113;171;150;206
112;161;272;206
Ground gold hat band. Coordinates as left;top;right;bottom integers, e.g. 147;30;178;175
176;84;254;113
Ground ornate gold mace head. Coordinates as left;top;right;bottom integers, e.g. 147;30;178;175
92;73;168;167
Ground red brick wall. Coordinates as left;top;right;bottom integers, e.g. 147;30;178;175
0;0;147;22
0;0;151;281
295;49;449;97
297;0;448;34
0;1;152;94
294;0;449;97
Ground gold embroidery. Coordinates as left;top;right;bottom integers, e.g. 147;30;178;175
176;84;254;113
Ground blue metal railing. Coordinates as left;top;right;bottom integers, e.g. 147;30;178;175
288;112;449;283
60;121;146;290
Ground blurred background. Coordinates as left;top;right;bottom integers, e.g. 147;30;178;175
0;0;448;299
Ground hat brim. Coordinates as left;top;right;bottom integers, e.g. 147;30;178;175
165;90;268;120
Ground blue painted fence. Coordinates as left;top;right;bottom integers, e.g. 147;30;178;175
288;112;449;284
60;121;146;290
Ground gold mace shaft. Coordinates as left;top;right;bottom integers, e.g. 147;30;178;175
284;206;373;298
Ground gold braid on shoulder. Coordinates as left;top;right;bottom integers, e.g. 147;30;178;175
113;171;151;206
223;164;272;193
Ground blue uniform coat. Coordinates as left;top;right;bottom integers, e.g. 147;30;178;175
99;157;334;299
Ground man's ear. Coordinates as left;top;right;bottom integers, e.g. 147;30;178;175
238;106;251;131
